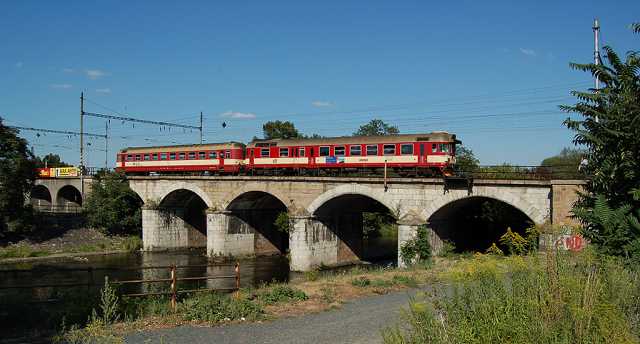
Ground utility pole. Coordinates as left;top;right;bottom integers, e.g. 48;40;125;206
200;111;203;144
593;19;601;123
105;121;109;169
80;92;85;196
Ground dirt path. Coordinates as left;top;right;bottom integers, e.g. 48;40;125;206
125;289;418;344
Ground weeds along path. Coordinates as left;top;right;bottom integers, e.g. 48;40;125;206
125;288;421;344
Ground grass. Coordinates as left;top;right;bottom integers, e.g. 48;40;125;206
383;250;640;344
0;245;48;259
256;284;308;305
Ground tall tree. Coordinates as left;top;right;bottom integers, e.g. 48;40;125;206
84;171;142;234
561;24;640;258
540;147;587;179
0;118;37;234
35;153;70;168
353;119;399;136
455;146;480;171
262;121;302;140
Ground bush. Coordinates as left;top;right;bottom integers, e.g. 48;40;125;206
181;292;263;322
84;171;142;235
257;284;308;305
383;251;640;343
121;235;142;252
400;225;431;266
351;276;371;287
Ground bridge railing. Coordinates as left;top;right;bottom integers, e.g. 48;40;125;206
32;205;83;214
455;165;587;181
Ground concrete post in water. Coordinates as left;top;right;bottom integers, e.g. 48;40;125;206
289;215;338;271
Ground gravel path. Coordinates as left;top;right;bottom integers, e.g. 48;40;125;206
125;289;418;344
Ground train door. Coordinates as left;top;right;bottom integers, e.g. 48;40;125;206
218;150;225;171
420;144;426;164
309;147;315;167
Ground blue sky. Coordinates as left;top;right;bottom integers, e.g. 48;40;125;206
1;1;638;167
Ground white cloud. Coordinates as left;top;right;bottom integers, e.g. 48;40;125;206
63;68;74;73
15;61;23;68
220;111;256;119
85;69;107;79
50;84;72;89
519;48;537;56
312;100;333;107
96;88;111;94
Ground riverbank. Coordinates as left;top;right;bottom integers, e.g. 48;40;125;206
0;228;141;262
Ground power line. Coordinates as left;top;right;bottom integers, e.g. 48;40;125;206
9;125;106;139
83;112;201;130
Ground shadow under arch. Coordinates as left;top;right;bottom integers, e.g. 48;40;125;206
56;185;82;209
313;193;398;265
428;196;534;253
226;191;289;255
30;185;52;211
159;189;208;248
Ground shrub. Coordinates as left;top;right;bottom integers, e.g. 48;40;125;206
498;227;528;255
438;240;456;257
400;225;432;266
257;284;308;305
485;242;504;255
351;276;371;287
121;235;142;252
382;251;640;343
181;292;263;322
274;212;290;233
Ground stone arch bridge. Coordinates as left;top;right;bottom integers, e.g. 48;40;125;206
123;176;583;271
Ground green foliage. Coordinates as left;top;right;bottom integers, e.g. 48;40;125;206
181;292;263;322
391;275;418;288
262;120;302;140
257;284;308;305
353;119;399;136
84;171;142;235
562;25;640;259
351;276;371;287
574;194;640;259
400;225;432;266
438;240;456;257
362;212;397;239
455;146;479;172
0;244;48;259
304;269;320;281
98;279;120;325
34;153;70;168
121;235;142;252
0;118;37;235
540;147;587;178
485;242;504;255
119;296;172;321
382;252;640;344
274;212;290;233
498;227;528;255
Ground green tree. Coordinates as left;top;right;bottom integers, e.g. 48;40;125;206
262;121;302;139
540;147;586;179
35;153;70;168
84;171;142;234
353;119;399;136
561;24;640;259
455;146;479;172
0;118;37;234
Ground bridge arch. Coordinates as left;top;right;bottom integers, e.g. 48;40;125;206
307;184;398;216
421;189;546;225
30;185;52;211
225;191;289;254
56;185;82;209
157;182;212;209
310;185;400;265
158;188;208;248
425;194;538;253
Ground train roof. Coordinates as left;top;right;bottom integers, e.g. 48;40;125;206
247;132;458;147
119;142;245;154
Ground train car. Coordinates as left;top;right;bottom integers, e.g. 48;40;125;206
245;132;459;176
116;142;245;175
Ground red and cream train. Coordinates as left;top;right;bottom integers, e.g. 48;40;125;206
116;132;459;176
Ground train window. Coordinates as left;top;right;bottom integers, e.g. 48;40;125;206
334;146;345;156
198;152;206;160
383;144;396;155
170;153;176;160
261;148;270;157
432;144;437;152
298;148;305;157
366;145;378;156
127;155;133;161
135;154;141;161
401;144;413;155
160;153;167;160
188;152;196;159
144;154;150;161
439;144;449;153
225;151;231;158
279;148;289;157
319;146;330;156
209;151;217;159
350;145;362;156
179;153;186;160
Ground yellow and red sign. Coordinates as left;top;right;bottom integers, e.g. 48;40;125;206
35;167;79;178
